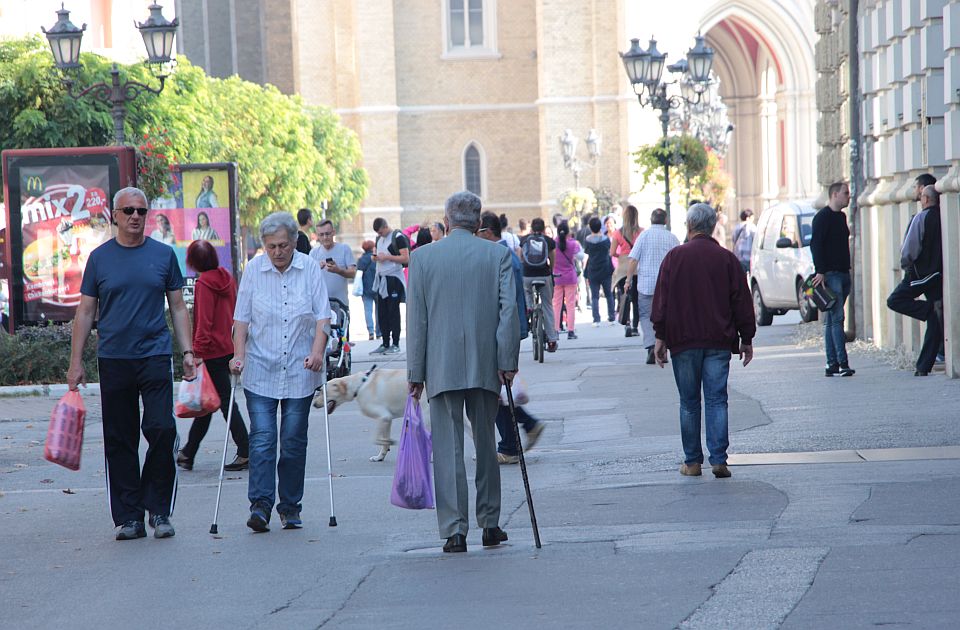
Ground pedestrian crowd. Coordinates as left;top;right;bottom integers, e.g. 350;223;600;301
64;175;943;550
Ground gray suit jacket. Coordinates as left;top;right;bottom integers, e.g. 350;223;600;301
406;228;520;399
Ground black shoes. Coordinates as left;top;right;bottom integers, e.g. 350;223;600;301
280;511;302;529
176;450;193;471
839;363;855;376
116;520;146;540
247;505;270;533
148;514;175;538
223;455;249;471
567;331;578;340
915;370;929;376
443;534;467;553
625;327;634;337
646;347;656;365
482;527;508;547
826;363;855;377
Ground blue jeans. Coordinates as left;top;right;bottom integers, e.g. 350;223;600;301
588;277;615;323
495;404;538;456
823;271;850;366
671;348;731;466
244;390;312;516
362;295;379;336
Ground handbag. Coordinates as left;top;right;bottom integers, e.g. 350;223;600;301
352;277;364;297
390;395;435;510
803;275;837;312
44;390;86;471
175;363;222;418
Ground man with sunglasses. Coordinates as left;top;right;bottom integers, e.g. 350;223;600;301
67;187;196;541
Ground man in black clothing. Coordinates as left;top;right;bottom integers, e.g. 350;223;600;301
887;183;943;376
296;208;313;254
811;182;855;377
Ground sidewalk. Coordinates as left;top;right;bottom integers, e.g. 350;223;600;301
1;309;958;629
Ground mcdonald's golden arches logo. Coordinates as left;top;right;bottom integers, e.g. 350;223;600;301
23;175;44;195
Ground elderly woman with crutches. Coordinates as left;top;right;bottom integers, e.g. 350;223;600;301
230;212;330;532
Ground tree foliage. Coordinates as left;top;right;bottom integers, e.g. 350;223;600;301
633;134;733;209
0;37;368;226
558;187;597;227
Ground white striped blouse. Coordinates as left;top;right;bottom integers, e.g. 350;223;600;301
234;251;331;399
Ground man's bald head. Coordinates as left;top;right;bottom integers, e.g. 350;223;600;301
920;185;939;208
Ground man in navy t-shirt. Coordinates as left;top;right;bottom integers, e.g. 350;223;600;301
67;187;196;541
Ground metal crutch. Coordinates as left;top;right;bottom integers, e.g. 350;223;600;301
210;373;239;535
505;382;542;548
320;380;338;526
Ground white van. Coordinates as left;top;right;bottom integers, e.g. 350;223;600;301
749;201;819;325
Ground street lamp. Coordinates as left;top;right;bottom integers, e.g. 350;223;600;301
42;4;179;145
559;128;601;189
671;72;735;158
621;33;715;224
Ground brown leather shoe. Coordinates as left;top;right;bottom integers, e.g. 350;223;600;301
223;455;249;472
712;464;732;478
680;463;702;476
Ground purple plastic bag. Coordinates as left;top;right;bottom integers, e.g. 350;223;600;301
390;395;435;510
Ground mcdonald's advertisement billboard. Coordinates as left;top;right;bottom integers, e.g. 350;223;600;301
2;148;135;330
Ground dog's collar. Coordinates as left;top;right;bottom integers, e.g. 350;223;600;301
349;364;377;400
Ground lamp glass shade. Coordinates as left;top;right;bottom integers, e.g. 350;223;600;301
620;38;648;86
586;129;601;157
645;39;666;87
680;77;696;103
42;7;85;70
560;130;577;162
137;4;178;64
686;35;714;83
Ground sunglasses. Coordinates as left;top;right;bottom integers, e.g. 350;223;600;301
118;207;148;216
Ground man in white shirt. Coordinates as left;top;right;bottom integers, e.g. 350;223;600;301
625;208;680;364
309;219;357;307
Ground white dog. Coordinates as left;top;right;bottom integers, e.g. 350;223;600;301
314;368;410;461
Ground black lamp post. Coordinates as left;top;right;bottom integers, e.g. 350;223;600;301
42;4;179;145
621;34;715;224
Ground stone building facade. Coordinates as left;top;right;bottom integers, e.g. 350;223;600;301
174;0;820;243
816;0;959;377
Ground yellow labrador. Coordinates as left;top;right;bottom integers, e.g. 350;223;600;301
314;368;411;462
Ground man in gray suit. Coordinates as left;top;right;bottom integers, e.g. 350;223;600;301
407;191;521;553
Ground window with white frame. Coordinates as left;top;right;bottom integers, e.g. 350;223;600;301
443;0;498;58
464;144;483;197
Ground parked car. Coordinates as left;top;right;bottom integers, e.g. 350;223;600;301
749;201;818;326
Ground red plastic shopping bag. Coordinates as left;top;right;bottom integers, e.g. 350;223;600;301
44;390;86;471
390;395;435;510
174;363;221;418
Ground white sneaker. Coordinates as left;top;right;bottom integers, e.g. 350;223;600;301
591;322;600;328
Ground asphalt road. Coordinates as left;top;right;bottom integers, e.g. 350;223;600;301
2;308;959;629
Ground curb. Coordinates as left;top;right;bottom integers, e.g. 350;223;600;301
0;383;102;398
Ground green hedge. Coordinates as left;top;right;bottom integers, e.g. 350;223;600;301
0;314;186;386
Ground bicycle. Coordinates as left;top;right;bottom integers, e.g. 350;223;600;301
529;279;547;363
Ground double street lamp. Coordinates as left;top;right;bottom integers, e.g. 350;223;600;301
559;128;601;189
42;4;179;145
672;73;734;158
621;34;715;224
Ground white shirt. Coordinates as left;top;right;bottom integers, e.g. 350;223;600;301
234;251;332;399
501;231;521;251
628;225;680;295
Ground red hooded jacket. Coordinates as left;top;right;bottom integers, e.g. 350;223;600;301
192;267;237;360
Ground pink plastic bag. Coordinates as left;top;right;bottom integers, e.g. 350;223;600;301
175;363;221;418
390;395;435;510
44;390;86;471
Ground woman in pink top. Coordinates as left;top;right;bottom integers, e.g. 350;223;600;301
552;220;582;340
610;205;643;337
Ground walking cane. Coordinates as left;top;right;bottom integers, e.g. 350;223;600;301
320;380;338;527
210;373;239;535
505;382;542;548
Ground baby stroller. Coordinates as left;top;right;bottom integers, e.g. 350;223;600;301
326;298;353;381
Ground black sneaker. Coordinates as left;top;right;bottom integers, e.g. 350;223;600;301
116;520;146;540
567;331;578;340
247;505;270;533
646;348;656;365
825;364;839;377
176;450;193;471
148;514;175;538
223;455;249;471
625;327;634;338
279;511;302;529
839;363;855;377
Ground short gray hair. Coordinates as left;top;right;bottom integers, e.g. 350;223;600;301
259;211;298;241
444;191;482;232
686;203;717;236
113;186;147;209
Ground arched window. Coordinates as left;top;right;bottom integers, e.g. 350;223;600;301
463;144;483;196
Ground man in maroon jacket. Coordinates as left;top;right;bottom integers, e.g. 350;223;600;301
651;203;756;479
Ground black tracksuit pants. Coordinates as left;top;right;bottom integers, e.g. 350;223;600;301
180;354;249;461
886;276;943;373
98;356;178;525
377;276;405;347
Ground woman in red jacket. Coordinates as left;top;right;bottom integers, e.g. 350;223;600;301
177;240;250;471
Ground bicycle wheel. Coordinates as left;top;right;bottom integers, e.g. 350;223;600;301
532;309;541;361
536;307;546;363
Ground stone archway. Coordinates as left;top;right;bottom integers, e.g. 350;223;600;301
700;1;818;215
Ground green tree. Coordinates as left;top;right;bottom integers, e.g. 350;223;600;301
633;134;709;207
0;36;368;226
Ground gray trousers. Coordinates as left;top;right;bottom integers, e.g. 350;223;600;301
523;276;558;342
638;293;655;348
429;388;501;538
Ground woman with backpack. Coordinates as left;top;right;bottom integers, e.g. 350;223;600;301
552;220;582;340
610;205;642;337
583;216;616;326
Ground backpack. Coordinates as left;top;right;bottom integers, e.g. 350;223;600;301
382;230;409;268
521;234;549;267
